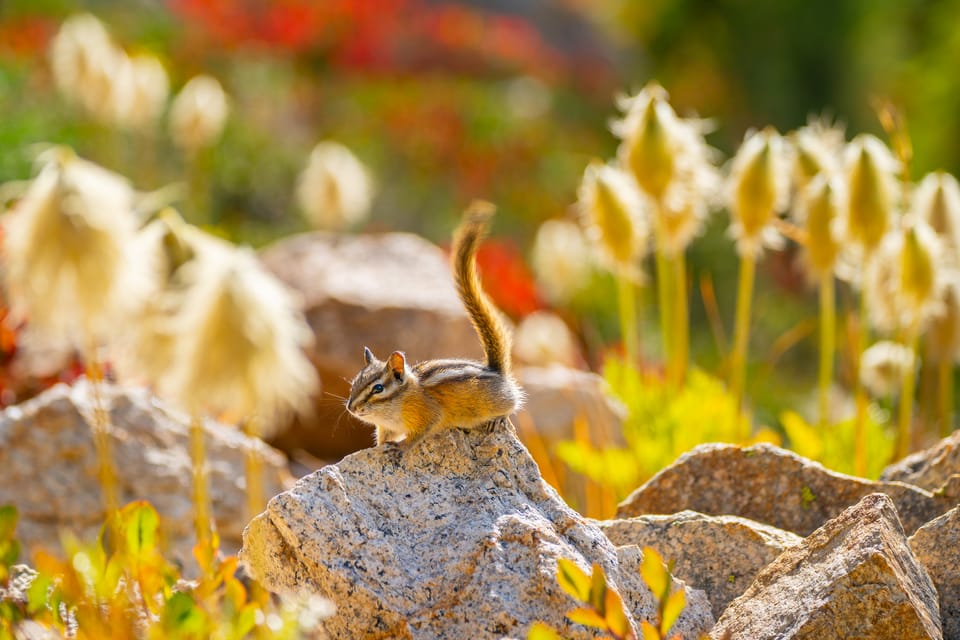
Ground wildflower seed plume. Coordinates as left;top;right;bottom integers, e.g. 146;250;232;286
795;174;843;281
169;247;318;433
911;171;960;254
514;311;579;368
1;148;138;348
727;127;789;257
860;340;915;398
296;141;375;231
530;218;593;305
49;13;124;123
925;275;960;364
577;161;649;278
614;81;718;255
866;222;945;334
113;54;169;130
843;134;899;258
169;75;230;152
790;118;844;192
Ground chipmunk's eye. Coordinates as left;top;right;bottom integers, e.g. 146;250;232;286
372;383;384;394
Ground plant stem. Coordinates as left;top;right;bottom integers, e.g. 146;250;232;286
852;290;869;477
242;417;266;522
83;342;119;521
672;249;689;387
897;323;920;460
653;214;675;381
818;273;836;426
938;359;954;438
189;413;214;571
730;252;756;434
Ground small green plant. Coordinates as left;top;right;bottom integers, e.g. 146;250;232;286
0;502;322;639
529;547;693;640
781;408;894;479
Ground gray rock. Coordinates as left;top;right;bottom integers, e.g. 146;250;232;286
910;506;960;639
711;493;942;640
617;442;956;536
599;511;802;619
240;425;714;640
881;429;960;492
0;380;290;572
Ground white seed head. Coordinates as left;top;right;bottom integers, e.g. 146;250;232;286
577;161;650;278
49;13;121;122
167;246;318;431
789;118;844;194
112;54;169;130
530;218;593;305
865;223;945;334
513;311;579;368
169;75;229;152
910;171;960;254
727;127;790;257
1;149;138;348
296;141;375;231
860;340;915;398
842;134;900;258
795;174;844;281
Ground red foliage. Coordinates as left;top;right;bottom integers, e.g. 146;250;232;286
473;240;542;319
0;16;54;59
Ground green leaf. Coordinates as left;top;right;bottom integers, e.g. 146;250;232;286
566;606;608;630
604;587;631;639
640;547;669;601
556;558;591;602
640;620;662;640
527;621;565;640
0;506;17;542
162;591;208;635
233;603;259;637
0;539;20;569
26;572;52;615
122;501;159;559
588;564;607;614
660;589;686;636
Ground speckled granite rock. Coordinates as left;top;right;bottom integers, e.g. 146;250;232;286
881;430;960;492
599;511;802;619
910;506;960;639
240;425;714;640
617;443;957;536
0;380;291;571
711;494;942;639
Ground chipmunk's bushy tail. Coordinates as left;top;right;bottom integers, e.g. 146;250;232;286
452;201;512;375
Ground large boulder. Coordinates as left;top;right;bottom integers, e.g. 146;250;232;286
599;511;802;619
617;443;957;536
881;429;960;492
0;380;291;571
240;424;714;639
711;493;942;639
909;505;960;639
259;232;625;463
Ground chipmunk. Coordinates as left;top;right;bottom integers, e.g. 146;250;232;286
346;201;522;446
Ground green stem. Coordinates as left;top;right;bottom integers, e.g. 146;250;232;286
818;273;836;426
939;359;954;438
672;249;689;387
897;324;920;460
852;289;869;477
653;213;675;380
730;252;756;434
190;413;214;571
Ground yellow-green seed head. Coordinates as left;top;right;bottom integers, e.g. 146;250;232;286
911;171;960;253
577;161;648;278
728;127;788;256
925;276;960;364
798;175;842;279
843;134;899;257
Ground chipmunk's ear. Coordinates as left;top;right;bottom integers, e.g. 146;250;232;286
388;351;407;380
363;346;375;365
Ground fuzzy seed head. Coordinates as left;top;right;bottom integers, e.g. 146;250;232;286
860;340;915;398
167;247;318;431
113;54;169;130
924;275;960;364
513;311;579;368
49;13;124;123
577;161;649;278
911;171;960;254
616;84;676;202
796;174;843;280
169;75;229;152
296;141;374;231
530;218;593;305
727;127;789;256
789;119;844;193
843;134;899;257
1;149;138;348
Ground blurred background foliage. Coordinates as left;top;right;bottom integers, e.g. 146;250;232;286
3;0;960;474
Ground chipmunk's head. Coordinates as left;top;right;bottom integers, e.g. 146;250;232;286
346;347;412;428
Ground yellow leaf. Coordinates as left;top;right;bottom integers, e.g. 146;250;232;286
640;620;662;640
527;621;565;640
604;587;631;638
566;606;608;630
660;589;686;636
640;547;669;600
780;410;822;460
557;558;591;602
589;564;608;613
